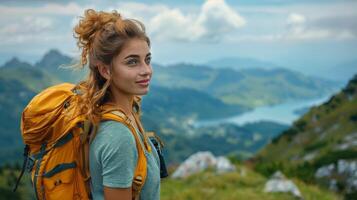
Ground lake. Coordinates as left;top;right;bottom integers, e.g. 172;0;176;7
194;95;332;127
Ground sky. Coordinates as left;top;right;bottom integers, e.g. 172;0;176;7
0;0;356;80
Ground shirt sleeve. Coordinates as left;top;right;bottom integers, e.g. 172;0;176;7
91;121;138;188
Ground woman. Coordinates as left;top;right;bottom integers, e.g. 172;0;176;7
73;9;160;200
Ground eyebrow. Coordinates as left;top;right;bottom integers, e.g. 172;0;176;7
124;53;151;59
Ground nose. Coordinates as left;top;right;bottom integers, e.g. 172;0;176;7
140;62;152;76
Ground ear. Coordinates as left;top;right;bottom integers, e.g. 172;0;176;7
97;63;111;80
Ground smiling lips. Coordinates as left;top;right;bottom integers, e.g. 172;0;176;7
136;79;150;86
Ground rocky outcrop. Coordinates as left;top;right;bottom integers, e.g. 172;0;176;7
171;151;235;178
264;171;303;199
315;159;357;194
334;132;357;150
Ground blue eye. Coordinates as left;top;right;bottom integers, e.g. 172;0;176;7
145;57;151;65
127;59;138;65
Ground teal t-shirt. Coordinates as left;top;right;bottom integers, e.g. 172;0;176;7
89;121;161;200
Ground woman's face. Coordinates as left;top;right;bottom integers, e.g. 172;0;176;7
109;38;152;97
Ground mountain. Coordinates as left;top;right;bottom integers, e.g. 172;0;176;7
35;49;72;70
35;49;86;83
142;86;247;121
1;57;33;69
152;63;340;108
206;56;281;70
253;74;357;198
0;58;59;92
4;50;339;109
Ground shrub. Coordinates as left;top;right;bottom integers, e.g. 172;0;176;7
314;150;357;168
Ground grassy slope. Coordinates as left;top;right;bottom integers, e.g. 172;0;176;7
0;166;34;200
1;164;341;199
161;164;341;200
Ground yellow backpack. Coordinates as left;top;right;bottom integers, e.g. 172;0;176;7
14;83;150;200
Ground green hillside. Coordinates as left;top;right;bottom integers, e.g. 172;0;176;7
0;164;34;200
0;58;59;92
142;86;247;120
254;74;357;198
152;64;339;108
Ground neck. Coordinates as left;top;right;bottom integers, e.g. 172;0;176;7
110;88;134;115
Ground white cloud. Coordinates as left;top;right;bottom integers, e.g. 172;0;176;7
287;13;306;25
0;0;356;53
196;0;246;40
0;2;93;46
148;8;205;41
0;16;53;35
283;12;357;41
0;2;83;16
0;16;58;46
118;0;246;42
116;2;169;21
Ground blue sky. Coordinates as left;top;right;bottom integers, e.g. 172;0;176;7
0;0;356;80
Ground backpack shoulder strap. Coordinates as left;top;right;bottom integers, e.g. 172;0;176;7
101;111;148;199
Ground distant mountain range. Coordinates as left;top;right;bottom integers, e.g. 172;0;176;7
206;56;357;83
153;62;340;108
206;56;281;70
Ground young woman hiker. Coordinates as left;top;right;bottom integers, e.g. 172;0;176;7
73;9;160;200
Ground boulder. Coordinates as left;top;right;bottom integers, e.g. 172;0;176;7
171;151;235;178
216;156;236;174
264;171;303;199
314;159;357;194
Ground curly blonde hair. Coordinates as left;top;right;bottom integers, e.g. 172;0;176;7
73;9;150;124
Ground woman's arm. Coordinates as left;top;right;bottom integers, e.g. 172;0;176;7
104;186;132;200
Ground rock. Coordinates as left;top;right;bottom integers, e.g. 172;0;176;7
172;151;216;178
337;160;357;192
315;163;335;178
334;132;357;150
171;151;235;178
303;152;318;161
314;126;322;133
344;132;357;141
216;156;236;174
264;171;303;199
314;159;357;194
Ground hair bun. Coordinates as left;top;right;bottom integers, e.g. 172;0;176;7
74;9;121;65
